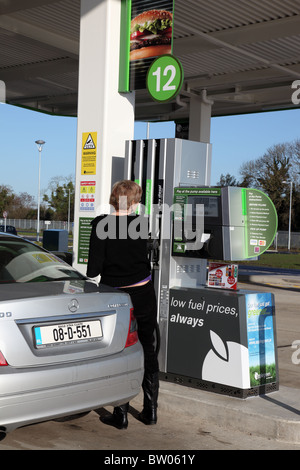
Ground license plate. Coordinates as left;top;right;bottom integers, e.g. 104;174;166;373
34;320;103;348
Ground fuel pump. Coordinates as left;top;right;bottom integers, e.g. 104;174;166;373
124;138;212;370
124;138;279;398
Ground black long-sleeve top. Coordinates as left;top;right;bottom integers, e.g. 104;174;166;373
86;214;151;287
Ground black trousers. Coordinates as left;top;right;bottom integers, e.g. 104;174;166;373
119;281;159;374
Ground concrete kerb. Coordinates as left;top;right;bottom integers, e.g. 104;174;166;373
147;381;300;445
239;274;300;289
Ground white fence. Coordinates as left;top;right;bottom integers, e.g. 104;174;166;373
2;219;300;249
271;231;300;250
2;218;73;233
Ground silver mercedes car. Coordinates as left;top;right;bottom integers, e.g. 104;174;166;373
0;233;144;439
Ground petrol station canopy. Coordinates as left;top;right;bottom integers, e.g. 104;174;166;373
1;0;300;120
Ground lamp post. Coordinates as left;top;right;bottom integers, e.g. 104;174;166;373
283;180;292;251
68;187;71;233
35;140;46;242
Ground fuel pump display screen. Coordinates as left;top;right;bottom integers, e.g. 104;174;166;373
173;187;221;222
188;196;219;218
173;187;223;259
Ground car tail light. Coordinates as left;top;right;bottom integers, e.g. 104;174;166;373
125;308;138;348
0;351;8;366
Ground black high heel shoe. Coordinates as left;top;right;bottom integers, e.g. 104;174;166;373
100;403;129;429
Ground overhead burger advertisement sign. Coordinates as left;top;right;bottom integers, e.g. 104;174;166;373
119;0;175;92
130;9;173;61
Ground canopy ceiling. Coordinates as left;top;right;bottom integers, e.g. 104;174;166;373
1;0;300;121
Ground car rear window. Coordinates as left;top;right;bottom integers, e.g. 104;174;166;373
0;238;85;283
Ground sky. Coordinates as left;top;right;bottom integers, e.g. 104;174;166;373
1;102;300;204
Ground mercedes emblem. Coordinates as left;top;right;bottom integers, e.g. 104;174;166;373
68;299;79;313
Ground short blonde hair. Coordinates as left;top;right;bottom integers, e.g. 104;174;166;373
109;180;142;211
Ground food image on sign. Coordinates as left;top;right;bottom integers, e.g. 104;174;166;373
130;9;172;61
126;1;174;91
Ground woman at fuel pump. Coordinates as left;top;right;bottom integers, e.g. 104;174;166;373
87;180;159;429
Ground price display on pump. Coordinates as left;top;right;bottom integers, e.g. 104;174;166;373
147;55;184;102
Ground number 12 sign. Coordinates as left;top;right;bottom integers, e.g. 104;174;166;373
147;55;184;102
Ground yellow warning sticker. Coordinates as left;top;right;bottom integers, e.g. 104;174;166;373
81;132;97;175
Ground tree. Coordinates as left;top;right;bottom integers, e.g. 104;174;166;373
289;139;300;184
238;142;296;230
293;185;300;231
239;159;261;188
43;176;75;221
8;192;35;219
216;173;239;187
0;185;15;216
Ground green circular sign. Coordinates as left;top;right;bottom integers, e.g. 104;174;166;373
147;55;184;102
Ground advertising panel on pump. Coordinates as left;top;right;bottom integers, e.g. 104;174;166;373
167;287;278;395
